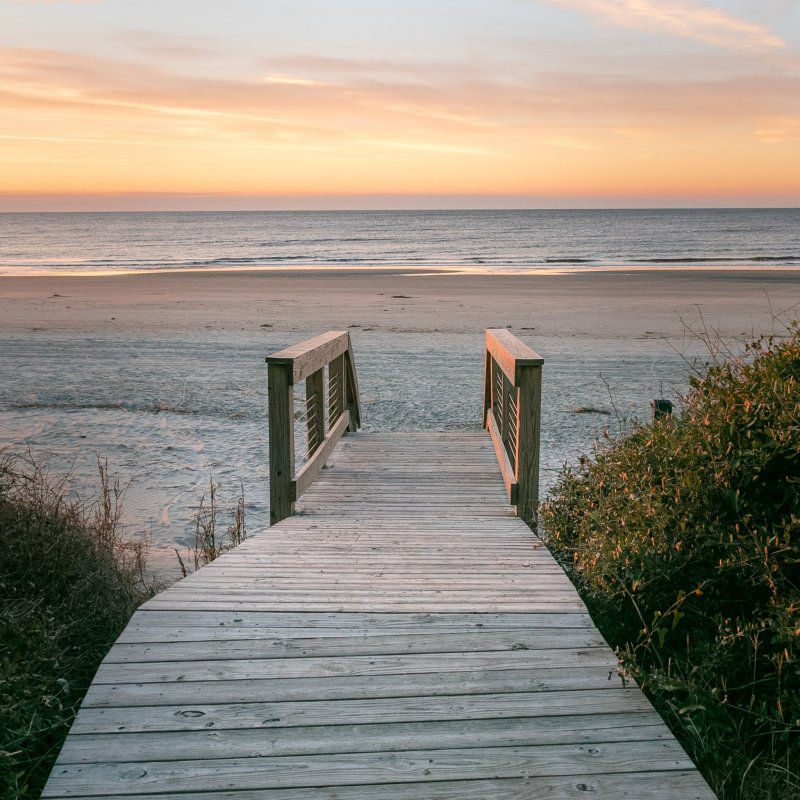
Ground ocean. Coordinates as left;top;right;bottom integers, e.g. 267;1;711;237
1;208;799;275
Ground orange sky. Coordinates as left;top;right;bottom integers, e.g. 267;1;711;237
1;0;799;209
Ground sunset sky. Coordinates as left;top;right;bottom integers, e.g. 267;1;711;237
1;0;799;210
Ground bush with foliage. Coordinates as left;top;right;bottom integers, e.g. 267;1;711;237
0;457;155;800
541;324;799;799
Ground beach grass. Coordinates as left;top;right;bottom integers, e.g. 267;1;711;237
175;478;247;576
0;456;157;800
541;323;800;799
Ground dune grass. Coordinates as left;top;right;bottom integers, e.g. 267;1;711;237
175;478;246;576
0;456;156;800
541;323;799;799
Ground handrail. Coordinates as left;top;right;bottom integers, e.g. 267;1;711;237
483;329;543;523
266;331;361;524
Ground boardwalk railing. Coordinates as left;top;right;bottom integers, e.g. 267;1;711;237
483;328;543;523
266;331;361;524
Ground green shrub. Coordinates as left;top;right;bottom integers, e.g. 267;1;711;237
541;324;799;799
0;456;155;800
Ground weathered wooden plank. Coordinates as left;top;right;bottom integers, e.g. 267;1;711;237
266;331;350;385
82;666;628;707
104;629;605;664
201;540;539;550
160;566;571;582
196;556;549;566
168;572;562;583
166;579;570;593
113;626;598;650
149;588;580;600
208;558;544;568
486;328;543;383
169;554;551;567
71;690;657;735
174;572;562;583
44;772;716;800
191;558;558;568
43;740;698;796
139;601;587;613
126;611;590;629
58;715;672;764
92;648;617;684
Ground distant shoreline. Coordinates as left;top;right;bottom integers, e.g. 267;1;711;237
3;263;800;279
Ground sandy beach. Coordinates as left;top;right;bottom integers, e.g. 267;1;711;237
2;267;798;337
1;267;798;575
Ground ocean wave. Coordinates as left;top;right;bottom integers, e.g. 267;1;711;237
12;400;196;415
8;399;262;423
638;256;800;264
639;257;737;263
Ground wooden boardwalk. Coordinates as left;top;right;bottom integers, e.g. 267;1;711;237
43;331;715;799
43;330;713;800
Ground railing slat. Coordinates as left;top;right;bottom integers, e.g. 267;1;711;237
292;410;351;501
328;354;345;426
501;372;513;463
305;368;325;456
487;411;519;505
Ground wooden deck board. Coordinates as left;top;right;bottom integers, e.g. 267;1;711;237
48;773;716;800
45;741;699;795
43;431;715;799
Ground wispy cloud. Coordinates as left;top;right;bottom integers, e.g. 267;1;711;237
754;115;800;142
262;74;330;88
1;44;798;199
2;46;798;140
115;30;220;60
548;0;787;51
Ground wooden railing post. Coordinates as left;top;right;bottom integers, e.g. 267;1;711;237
515;363;542;524
344;346;361;432
500;373;511;447
483;350;492;427
267;361;294;525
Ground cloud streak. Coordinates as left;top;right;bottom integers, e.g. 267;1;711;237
548;0;787;51
1;45;798;199
4;45;796;139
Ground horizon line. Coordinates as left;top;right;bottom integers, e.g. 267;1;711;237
1;192;798;214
